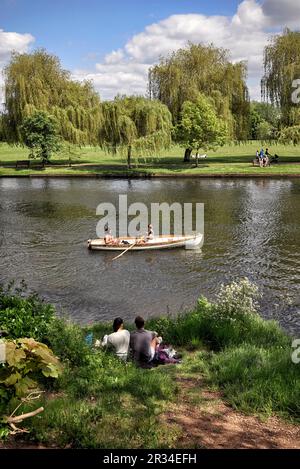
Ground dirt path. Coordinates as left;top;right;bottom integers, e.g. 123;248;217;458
162;377;300;449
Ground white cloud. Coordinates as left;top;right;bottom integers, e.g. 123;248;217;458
73;63;149;99
0;29;34;65
263;0;300;28
75;0;274;101
0;28;35;106
104;49;125;65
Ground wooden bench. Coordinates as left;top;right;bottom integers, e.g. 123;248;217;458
30;161;45;170
15;160;45;170
15;160;30;169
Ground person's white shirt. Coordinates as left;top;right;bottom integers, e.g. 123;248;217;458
102;329;130;360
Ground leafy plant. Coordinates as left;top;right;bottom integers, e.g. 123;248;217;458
0;283;55;341
0;338;62;403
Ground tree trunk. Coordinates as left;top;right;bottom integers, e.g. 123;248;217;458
41;147;49;164
196;149;199;167
183;148;192;162
127;145;132;169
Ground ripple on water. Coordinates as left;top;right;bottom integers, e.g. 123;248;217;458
0;177;299;335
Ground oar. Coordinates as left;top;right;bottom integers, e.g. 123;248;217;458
112;240;138;261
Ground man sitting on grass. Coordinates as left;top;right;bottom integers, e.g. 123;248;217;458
130;316;161;368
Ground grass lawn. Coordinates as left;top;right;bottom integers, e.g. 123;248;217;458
1;141;300;176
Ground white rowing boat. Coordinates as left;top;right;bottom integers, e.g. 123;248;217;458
87;233;203;251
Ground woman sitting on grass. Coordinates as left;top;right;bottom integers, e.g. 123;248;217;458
101;317;130;361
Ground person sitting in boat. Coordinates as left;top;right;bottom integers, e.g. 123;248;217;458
145;224;154;241
101;317;130;361
104;225;118;245
129;316;161;368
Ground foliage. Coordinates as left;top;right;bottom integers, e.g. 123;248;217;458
278;124;300;145
46;318;91;367
250;101;280;140
3;49;102;145
20;111;61;161
0;338;61;404
149;42;250;140
175;93;228;154
0;283;55;341
256;120;273;142
262;28;300;127
100;96;172;166
148;278;289;351
212;278;260;320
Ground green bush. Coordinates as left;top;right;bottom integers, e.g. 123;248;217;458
148;279;289;351
46;318;91;367
0;283;55;341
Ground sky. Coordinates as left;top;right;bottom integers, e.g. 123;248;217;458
1;0;300;103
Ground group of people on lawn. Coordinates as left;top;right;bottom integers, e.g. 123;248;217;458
255;148;278;167
98;316;180;368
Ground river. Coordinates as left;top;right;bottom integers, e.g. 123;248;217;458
0;177;299;334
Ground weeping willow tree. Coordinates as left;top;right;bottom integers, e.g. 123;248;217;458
99;96;172;168
262;29;300;128
3;49;103;145
148;43;250;144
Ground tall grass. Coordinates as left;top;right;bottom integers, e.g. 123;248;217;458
147;279;299;421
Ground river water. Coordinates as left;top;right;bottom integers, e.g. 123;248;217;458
0;177;299;334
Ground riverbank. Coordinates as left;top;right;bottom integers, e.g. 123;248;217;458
0;279;299;449
1;142;300;177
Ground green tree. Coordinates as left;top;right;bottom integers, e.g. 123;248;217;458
278;124;300;145
3;49;102;145
149;43;250;142
262;28;300;128
256;121;273;143
100;96;172;168
20;111;61;162
250;101;280;139
176;94;227;165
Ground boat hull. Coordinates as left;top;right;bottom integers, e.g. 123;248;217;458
87;234;203;251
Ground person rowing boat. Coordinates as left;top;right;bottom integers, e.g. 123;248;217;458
140;224;154;244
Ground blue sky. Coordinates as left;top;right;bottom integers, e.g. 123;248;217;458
1;0;300;101
1;0;241;69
